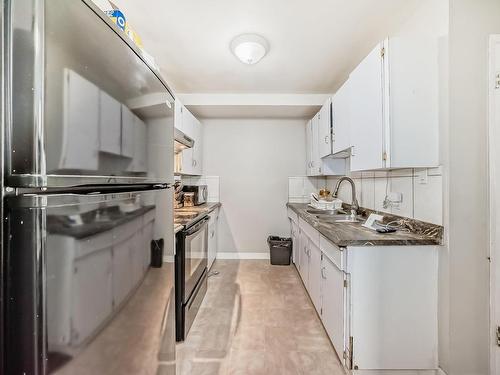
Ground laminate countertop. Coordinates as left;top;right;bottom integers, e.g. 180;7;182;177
174;202;222;230
47;206;155;240
175;202;221;215
287;203;443;247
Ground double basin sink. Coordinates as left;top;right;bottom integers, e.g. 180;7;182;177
306;208;364;224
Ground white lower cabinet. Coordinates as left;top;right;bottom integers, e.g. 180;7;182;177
308;241;322;313
208;208;219;270
47;211;156;350
295;215;438;371
290;221;299;265
112;238;133;308
72;249;113;346
297;230;310;286
321;254;345;359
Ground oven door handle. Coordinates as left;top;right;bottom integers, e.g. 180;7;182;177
185;216;209;236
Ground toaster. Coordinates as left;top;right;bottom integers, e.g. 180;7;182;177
182;185;208;205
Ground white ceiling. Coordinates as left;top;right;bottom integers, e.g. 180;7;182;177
110;0;420;95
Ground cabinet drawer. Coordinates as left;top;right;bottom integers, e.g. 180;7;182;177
113;217;142;244
75;231;114;259
299;218;319;247
320;235;344;270
287;208;298;224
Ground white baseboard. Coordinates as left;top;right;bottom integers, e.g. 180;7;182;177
352;372;440;375
216;252;270;260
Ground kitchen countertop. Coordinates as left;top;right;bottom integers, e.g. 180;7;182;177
175;202;221;215
47;206;155;240
174;202;221;230
287;203;443;247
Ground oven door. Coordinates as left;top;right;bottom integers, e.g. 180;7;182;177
183;217;209;302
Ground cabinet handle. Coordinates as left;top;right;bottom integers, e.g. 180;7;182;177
321;267;327;279
211;230;215;238
324;135;329;144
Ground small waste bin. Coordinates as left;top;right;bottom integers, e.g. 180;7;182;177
267;236;292;265
151;239;164;268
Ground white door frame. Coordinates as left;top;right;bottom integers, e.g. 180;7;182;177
488;34;500;375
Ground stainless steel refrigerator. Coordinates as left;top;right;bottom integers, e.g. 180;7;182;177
1;1;176;374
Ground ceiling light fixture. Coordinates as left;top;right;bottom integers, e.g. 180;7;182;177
230;34;269;65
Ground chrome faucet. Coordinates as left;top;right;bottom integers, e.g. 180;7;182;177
333;176;359;216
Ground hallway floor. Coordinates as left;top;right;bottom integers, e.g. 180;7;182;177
177;260;344;375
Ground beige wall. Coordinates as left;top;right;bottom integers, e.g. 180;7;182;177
202;118;306;255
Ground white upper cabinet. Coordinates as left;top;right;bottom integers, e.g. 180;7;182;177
99;91;122;156
349;37;439;171
60;70;99;170
177;103;203;176
127;115;147;172
191;117;203;175
332;80;351;155
174;98;184;134
318;98;332;158
349;43;385;172
311;113;321;175
120;105;135;158
386;36;439;168
305;120;313;175
307;99;348;177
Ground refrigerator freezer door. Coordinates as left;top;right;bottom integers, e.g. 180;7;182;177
4;189;175;375
5;0;174;188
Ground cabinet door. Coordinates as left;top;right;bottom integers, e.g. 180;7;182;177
60;69;99;170
112;239;133;308
311;113;321;175
349;43;385;171
208;221;217;270
180;109;196;174
305;120;313;175
291;221;299;265
191;117;203;175
121;104;135;158
318;98;332;158
387;37;439;168
130;229;144;287
333;80;351;154
99;90;122;155
321;256;345;359
143;221;154;271
174;98;184;132
182;103;194;138
308;242;322;313
71;249;112;345
128;115;147;172
298;231;309;285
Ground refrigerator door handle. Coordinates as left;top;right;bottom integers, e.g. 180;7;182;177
13;182;172;196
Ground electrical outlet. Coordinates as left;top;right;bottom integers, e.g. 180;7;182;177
383;192;403;209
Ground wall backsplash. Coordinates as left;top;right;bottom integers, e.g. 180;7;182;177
289;167;443;225
179;175;220;203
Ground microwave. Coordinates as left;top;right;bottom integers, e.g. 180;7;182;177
182;185;208;205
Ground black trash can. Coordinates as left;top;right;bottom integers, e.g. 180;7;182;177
151;239;164;268
267;236;292;265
